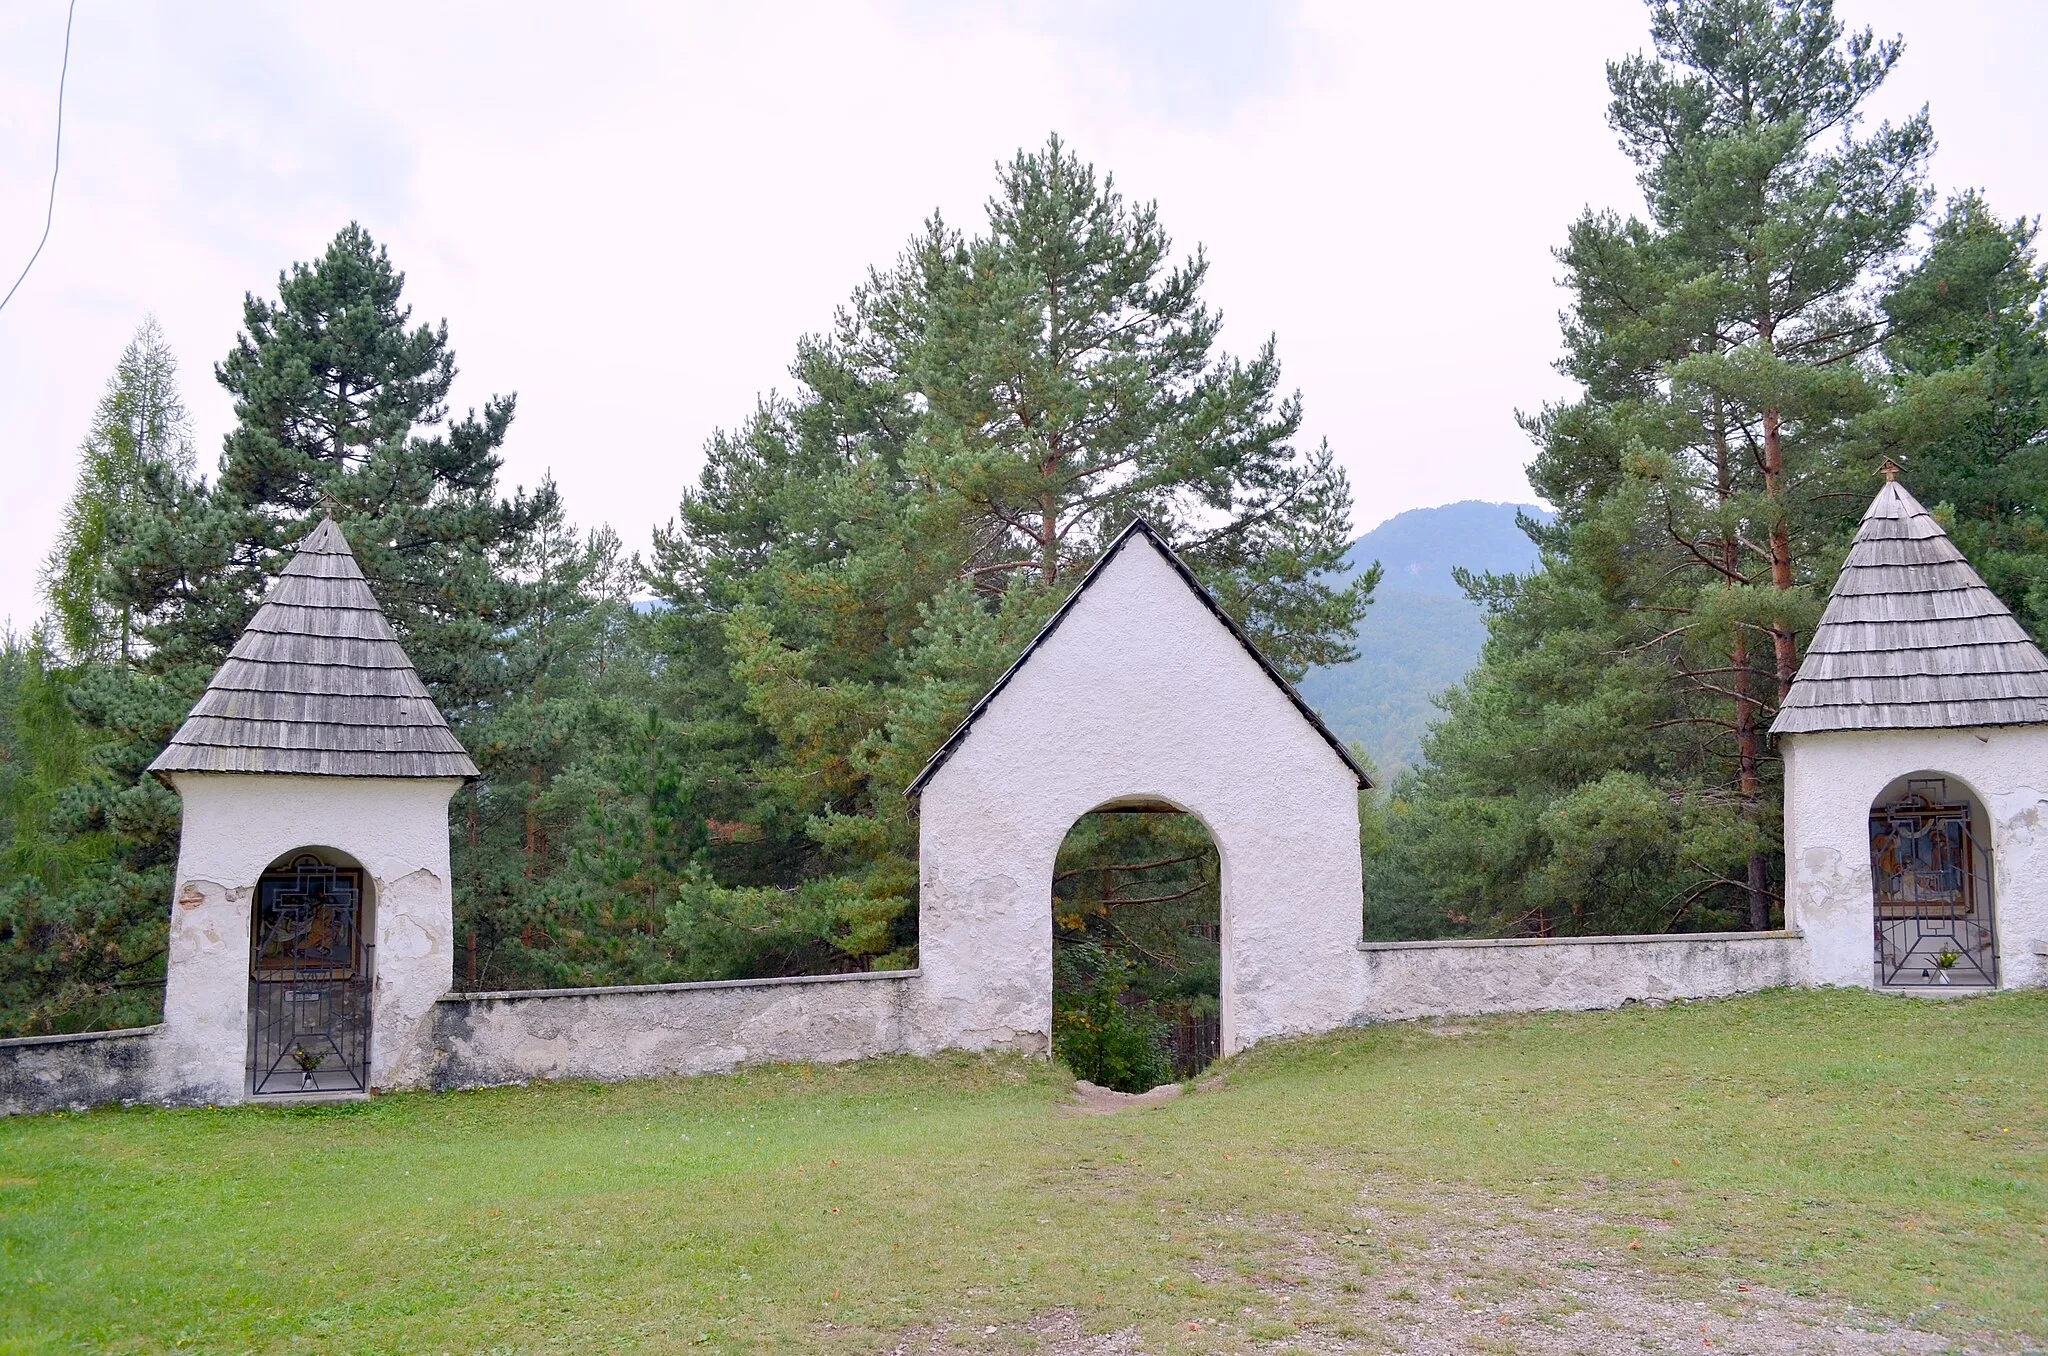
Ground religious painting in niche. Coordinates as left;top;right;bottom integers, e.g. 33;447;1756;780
248;853;372;1095
1869;779;1998;988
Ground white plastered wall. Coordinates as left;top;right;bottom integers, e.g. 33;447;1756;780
913;538;1365;1058
161;773;463;1101
1782;726;2048;990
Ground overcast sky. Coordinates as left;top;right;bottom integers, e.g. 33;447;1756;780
2;0;2044;629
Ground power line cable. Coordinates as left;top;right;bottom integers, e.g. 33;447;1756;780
0;0;79;318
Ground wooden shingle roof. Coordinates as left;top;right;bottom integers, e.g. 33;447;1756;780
150;517;478;778
1772;476;2048;736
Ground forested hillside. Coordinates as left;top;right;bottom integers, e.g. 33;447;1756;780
1298;501;1548;776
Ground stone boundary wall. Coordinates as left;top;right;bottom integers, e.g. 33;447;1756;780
1349;929;1810;1024
1;1025;165;1116
1;932;1818;1114
427;969;926;1091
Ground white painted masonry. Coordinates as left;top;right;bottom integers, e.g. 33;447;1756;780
1782;727;2048;990
1351;931;1809;1023
428;971;921;1088
911;525;1368;1058
160;774;463;1100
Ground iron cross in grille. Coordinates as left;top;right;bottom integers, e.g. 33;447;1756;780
248;855;371;1095
1870;783;1999;988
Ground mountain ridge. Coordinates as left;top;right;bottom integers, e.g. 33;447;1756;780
1298;499;1550;776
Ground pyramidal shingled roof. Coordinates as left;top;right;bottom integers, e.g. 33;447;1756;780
1772;476;2048;736
150;517;477;778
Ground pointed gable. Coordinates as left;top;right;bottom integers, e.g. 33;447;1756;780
1772;478;2048;736
150;517;478;778
906;519;1370;798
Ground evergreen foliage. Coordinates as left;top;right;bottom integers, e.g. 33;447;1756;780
638;137;1367;982
0;633;147;1033
1;227;569;1028
1;319;205;1033
1869;194;2048;633
42;318;196;665
1050;940;1173;1093
1378;0;2048;941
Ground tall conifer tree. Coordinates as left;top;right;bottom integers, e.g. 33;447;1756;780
5;227;567;1027
1388;1;2010;938
1541;0;1930;926
204;223;554;716
43;318;195;664
640;138;1369;976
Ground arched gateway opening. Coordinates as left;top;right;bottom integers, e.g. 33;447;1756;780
1051;800;1222;1089
248;848;375;1096
909;521;1369;1063
1869;774;1998;988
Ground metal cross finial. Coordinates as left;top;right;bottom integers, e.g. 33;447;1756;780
1880;458;1900;483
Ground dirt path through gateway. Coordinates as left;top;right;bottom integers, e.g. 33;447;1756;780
884;1184;2009;1355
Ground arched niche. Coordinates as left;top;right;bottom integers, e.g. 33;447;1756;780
1868;772;1998;988
247;845;376;1096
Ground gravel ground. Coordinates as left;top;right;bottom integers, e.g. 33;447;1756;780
885;1183;2016;1356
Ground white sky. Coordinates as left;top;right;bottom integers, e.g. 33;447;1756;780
2;0;2043;629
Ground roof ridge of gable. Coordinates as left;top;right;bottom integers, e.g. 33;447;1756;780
905;518;1369;801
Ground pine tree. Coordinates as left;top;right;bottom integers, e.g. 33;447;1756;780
1384;2;2033;939
1868;194;2048;634
1508;0;1930;929
203;223;556;715
450;491;651;990
43;318;196;664
2;322;200;1033
0;632;132;1035
4;227;572;1028
642;137;1370;976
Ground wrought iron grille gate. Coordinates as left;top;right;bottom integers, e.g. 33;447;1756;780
1870;781;1998;988
248;855;371;1095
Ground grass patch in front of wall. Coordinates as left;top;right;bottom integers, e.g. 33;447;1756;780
0;986;2041;1352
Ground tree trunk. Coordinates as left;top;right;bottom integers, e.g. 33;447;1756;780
1760;407;1801;697
1731;627;1770;930
523;763;541;879
1717;401;1771;930
1040;494;1058;582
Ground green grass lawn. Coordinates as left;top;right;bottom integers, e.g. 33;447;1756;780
2;987;2042;1353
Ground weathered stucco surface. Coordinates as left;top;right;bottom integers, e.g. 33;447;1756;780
1349;931;1810;1024
428;971;922;1089
914;535;1366;1058
0;1026;163;1115
161;773;464;1101
1783;726;2048;990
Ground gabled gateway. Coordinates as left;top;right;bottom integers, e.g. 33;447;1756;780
907;517;1371;1058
